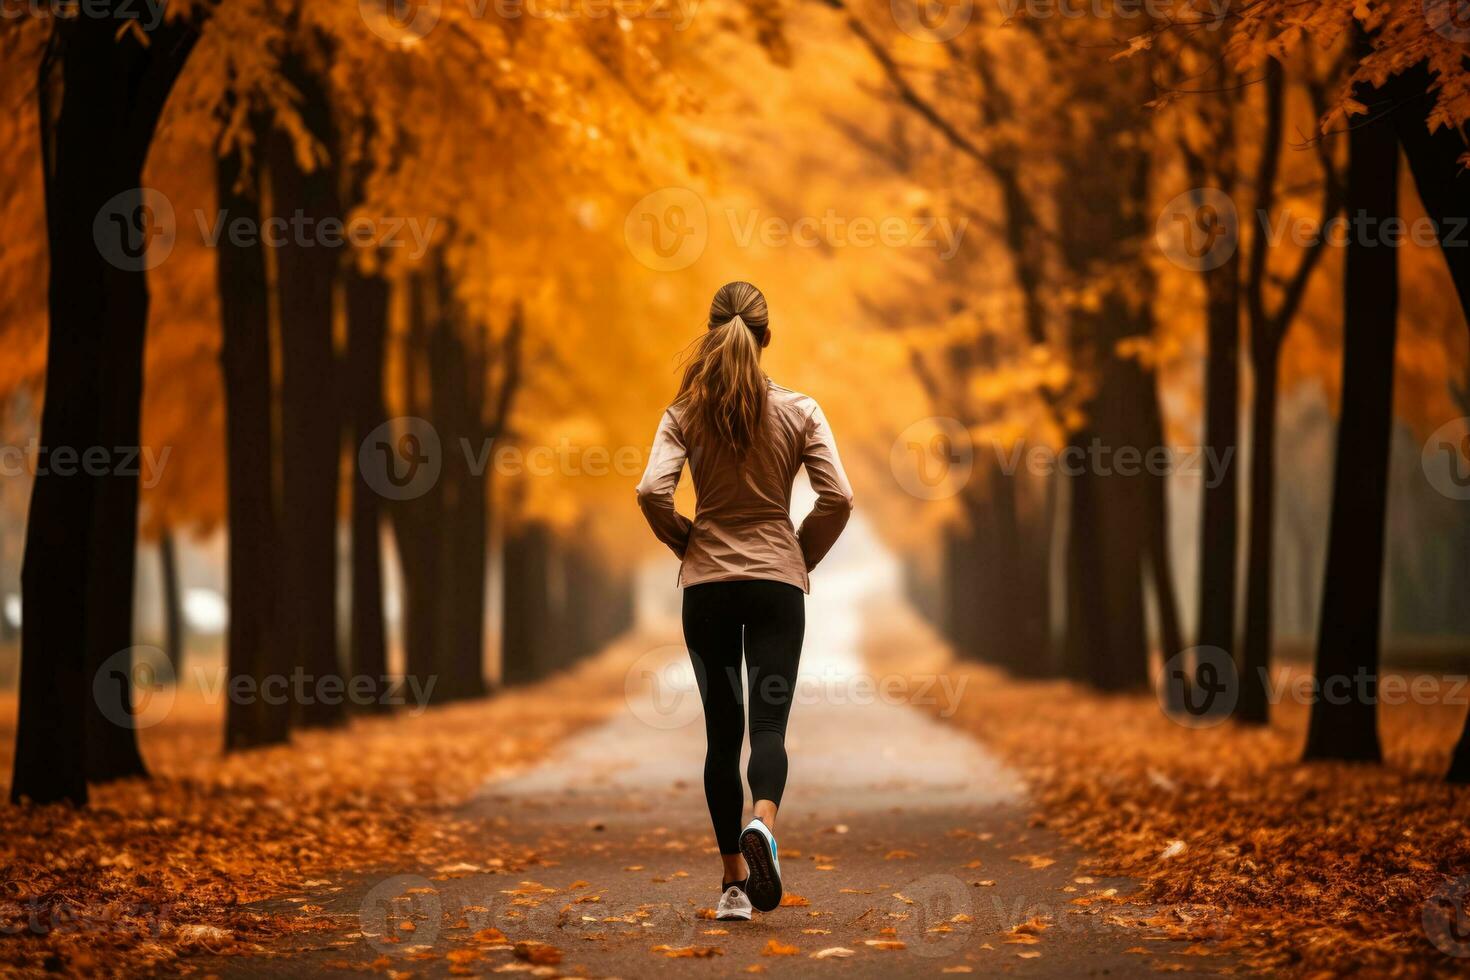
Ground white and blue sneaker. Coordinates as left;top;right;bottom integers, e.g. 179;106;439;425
739;818;782;912
716;880;753;921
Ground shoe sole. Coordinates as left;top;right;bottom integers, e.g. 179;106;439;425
715;909;752;921
739;826;782;912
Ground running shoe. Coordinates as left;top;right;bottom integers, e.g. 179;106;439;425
716;879;753;921
739;817;783;912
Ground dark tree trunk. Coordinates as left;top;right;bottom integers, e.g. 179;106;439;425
1451;718;1470;784
1141;381;1185;670
345;267;390;708
218;115;291;752
159;529;184;676
1383;60;1470;778
1062;430;1107;683
942;519;985;662
13;15;200;803
1239;338;1280;725
1391;62;1470;316
392;269;445;696
269;52;344;728
1194;251;1241;663
1303;30;1398;763
502;522;555;685
1066;343;1153;692
1012;470;1056;678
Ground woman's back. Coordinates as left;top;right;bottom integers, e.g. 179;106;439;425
637;379;852;592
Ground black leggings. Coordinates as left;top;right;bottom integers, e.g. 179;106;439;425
682;580;805;855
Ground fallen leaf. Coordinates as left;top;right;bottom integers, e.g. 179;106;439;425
811;947;855;959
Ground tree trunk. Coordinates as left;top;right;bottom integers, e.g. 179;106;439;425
346;267;390;708
1239;336;1281;725
1194;255;1241;663
1390;62;1470;317
502;522;554;685
269;52;344;728
1141;380;1185;670
159;529;184;676
392;269;445;697
1385;60;1470;778
942;519;984;662
218;115;291;752
1303;30;1398;763
1451;716;1470;784
13;16;200;802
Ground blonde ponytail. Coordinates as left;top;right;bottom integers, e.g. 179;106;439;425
676;282;770;456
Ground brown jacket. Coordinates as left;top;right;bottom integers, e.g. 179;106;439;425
635;381;854;592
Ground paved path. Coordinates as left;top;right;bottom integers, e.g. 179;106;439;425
210;520;1228;976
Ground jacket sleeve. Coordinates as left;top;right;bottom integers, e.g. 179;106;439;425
635;409;693;558
797;403;855;570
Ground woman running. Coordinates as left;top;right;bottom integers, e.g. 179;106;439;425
635;281;854;921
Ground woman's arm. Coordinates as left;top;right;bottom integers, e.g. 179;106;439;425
635;409;694;557
797;403;854;570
